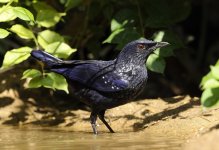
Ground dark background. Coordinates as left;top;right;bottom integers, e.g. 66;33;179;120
0;0;219;99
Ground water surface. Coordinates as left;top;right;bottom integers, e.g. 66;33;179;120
0;126;184;150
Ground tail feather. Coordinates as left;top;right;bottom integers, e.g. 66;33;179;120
31;50;62;68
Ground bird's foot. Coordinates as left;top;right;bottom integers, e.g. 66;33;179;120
91;123;98;135
98;110;115;133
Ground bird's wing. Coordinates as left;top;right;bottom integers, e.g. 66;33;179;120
90;71;129;92
51;60;129;92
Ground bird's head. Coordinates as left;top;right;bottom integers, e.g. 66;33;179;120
117;38;169;66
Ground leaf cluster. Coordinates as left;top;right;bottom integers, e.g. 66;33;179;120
0;0;77;92
0;0;190;94
200;60;219;108
103;0;189;73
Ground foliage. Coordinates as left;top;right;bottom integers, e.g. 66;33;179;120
0;0;75;92
200;60;219;108
0;0;190;93
103;0;189;74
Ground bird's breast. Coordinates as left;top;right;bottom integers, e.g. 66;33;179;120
117;66;147;82
108;68;148;99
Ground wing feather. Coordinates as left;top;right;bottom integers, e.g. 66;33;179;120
50;60;129;92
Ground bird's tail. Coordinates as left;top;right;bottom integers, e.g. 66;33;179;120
31;50;62;68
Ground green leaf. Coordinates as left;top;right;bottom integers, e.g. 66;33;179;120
45;42;76;59
0;28;10;38
104;28;124;43
10;24;34;39
113;9;137;29
202;79;219;89
153;31;166;56
37;30;64;49
201;88;219;108
111;19;128;32
154;30;184;57
0;0;17;2
144;0;191;27
104;28;141;49
200;72;213;89
215;60;219;66
146;54;166;74
154;31;165;42
28;75;54;89
33;1;54;11
13;7;34;21
28;76;42;88
200;59;219;108
47;72;69;93
36;9;65;28
64;0;82;11
210;66;219;80
0;0;11;3
104;9;141;47
33;1;65;27
27;72;69;93
0;6;16;22
2;47;32;68
22;69;42;79
38;75;54;89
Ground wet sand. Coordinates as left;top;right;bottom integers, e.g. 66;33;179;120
1;91;219;149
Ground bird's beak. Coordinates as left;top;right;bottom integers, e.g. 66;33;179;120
147;41;170;54
155;41;169;49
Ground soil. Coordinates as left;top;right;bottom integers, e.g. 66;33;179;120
183;130;219;150
0;65;219;149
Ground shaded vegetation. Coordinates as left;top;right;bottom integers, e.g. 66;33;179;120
0;0;219;108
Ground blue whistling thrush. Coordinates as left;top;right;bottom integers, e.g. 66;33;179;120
31;39;169;134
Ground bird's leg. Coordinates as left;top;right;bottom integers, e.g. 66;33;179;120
90;111;98;135
98;110;115;133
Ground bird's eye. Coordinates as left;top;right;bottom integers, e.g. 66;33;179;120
137;44;146;50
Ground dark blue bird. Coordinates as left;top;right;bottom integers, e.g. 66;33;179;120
31;39;169;134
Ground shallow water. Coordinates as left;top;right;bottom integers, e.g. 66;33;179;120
0;126;184;150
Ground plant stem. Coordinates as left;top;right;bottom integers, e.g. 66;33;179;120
26;23;39;49
136;0;144;36
32;34;39;49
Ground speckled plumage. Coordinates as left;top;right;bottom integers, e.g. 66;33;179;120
31;38;169;134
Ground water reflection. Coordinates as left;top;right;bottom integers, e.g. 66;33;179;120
0;126;183;150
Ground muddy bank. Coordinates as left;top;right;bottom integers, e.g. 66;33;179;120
57;95;219;139
1;87;219;137
184;129;219;150
1;66;219;149
1;89;219;149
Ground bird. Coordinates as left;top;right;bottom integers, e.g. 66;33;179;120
31;38;169;134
